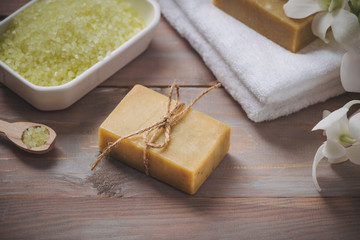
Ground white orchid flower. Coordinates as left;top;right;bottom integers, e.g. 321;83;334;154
340;49;360;92
339;1;360;93
285;1;360;101
312;100;360;191
284;0;360;49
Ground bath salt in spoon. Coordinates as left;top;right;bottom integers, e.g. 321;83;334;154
0;120;56;154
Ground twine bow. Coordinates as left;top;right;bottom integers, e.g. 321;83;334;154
91;82;221;175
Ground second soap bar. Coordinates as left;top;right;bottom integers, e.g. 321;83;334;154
99;85;231;194
213;0;315;52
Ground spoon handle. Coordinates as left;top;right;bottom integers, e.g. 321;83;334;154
0;119;12;135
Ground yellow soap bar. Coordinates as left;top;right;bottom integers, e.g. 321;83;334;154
213;0;315;52
99;85;231;194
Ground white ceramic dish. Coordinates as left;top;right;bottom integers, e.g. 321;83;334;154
0;0;160;110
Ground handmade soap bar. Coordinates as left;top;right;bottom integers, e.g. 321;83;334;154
213;0;315;52
98;85;231;194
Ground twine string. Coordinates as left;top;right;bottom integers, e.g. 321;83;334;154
91;82;221;174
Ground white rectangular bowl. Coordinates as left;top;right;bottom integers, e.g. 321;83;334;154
0;0;160;110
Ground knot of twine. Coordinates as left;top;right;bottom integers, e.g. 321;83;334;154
91;82;221;175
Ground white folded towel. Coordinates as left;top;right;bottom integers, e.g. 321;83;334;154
157;0;346;122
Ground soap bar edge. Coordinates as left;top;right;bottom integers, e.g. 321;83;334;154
212;0;315;52
98;84;231;194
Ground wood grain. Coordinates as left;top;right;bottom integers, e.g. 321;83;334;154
1;1;360;239
1;197;360;240
102;18;216;87
1;87;360;198
0;0;30;16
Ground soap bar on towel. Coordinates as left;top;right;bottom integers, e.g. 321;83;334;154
213;0;315;52
98;85;231;194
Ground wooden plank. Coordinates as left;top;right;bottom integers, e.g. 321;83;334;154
1;87;360;198
0;0;29;16
2;0;360;239
101;17;216;87
1;197;360;240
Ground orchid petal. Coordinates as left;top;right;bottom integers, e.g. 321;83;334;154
312;143;325;192
344;100;360;109
340;0;348;8
346;144;360;164
340;51;360;92
349;112;360;141
317;0;331;9
331;9;360;50
284;0;323;18
328;155;348;164
326;116;350;141
328;0;344;12
323;139;347;159
316;107;349;141
312;12;334;43
322;110;331;119
312;107;348;131
312;143;326;192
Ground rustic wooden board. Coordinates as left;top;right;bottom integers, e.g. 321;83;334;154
102;18;216;87
1;197;360;240
1;1;360;239
0;0;30;16
1;87;360;198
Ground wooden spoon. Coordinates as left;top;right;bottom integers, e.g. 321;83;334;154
0;120;56;154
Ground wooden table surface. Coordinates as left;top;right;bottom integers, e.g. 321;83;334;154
1;1;360;239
